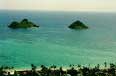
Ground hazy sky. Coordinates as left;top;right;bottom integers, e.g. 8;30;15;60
0;0;116;11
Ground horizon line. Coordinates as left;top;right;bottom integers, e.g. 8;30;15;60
0;9;116;13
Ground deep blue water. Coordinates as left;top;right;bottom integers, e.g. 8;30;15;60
0;10;116;69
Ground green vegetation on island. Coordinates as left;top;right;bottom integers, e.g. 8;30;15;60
8;19;39;29
1;62;116;76
68;20;88;29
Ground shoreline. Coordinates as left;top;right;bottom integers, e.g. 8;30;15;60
1;63;116;76
2;64;110;75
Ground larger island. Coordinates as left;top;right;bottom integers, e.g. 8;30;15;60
8;19;39;29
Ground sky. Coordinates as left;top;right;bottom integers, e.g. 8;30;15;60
0;0;116;11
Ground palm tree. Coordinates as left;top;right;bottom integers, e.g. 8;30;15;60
104;62;107;68
31;64;37;71
50;65;57;70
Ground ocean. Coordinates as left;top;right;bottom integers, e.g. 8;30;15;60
0;10;116;69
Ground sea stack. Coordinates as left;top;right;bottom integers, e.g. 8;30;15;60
68;20;88;29
8;19;39;29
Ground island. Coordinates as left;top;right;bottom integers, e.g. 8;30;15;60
8;19;39;29
68;20;88;29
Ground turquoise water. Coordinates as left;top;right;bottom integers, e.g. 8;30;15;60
0;11;116;69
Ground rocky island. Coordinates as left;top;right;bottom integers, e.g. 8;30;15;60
68;20;88;29
8;19;39;29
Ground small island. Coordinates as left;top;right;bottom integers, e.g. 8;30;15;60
68;20;88;29
8;19;39;29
